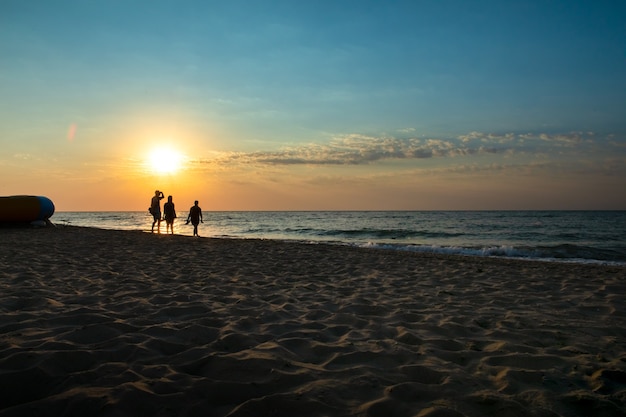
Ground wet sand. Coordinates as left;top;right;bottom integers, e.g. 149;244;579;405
1;226;625;416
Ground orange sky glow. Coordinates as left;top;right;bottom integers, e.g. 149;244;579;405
1;2;625;211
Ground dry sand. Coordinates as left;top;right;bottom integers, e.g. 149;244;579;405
0;226;625;417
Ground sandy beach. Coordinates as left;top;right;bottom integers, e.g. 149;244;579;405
1;226;625;417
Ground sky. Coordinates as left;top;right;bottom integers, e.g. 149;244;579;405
1;0;625;211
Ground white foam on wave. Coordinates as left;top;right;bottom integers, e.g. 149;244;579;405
356;241;626;266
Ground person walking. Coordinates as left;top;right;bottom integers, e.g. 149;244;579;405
163;195;177;234
150;190;164;233
186;200;203;237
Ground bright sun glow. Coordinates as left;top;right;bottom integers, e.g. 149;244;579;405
147;146;184;175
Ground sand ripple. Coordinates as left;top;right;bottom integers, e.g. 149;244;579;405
1;226;625;416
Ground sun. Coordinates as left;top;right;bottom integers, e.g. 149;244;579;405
147;146;184;175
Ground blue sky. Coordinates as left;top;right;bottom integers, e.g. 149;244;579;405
1;0;625;210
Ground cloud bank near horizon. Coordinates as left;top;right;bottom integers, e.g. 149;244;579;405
195;130;623;173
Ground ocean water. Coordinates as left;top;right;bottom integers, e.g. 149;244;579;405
52;211;626;265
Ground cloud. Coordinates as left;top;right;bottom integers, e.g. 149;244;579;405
459;131;599;146
194;130;621;168
458;132;517;144
202;135;495;167
538;132;589;146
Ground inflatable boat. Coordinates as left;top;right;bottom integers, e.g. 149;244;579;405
0;195;55;222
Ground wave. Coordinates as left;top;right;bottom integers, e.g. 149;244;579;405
240;226;466;240
355;242;626;265
290;227;464;240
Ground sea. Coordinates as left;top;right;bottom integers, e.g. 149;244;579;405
52;211;626;265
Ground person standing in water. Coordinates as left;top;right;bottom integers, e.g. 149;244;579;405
186;200;203;237
150;190;164;233
163;195;177;234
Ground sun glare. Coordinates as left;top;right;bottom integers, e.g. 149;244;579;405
147;146;184;175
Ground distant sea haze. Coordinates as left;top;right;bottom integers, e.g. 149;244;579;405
55;211;626;265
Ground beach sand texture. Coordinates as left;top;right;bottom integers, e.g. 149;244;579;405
1;226;625;416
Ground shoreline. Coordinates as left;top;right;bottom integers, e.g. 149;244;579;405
50;211;626;266
35;222;626;266
1;226;625;416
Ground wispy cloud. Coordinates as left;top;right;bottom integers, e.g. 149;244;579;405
195;130;616;167
459;131;596;146
458;131;517;144
12;153;34;160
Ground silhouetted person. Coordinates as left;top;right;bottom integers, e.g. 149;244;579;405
186;200;203;236
163;195;176;234
150;190;164;233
